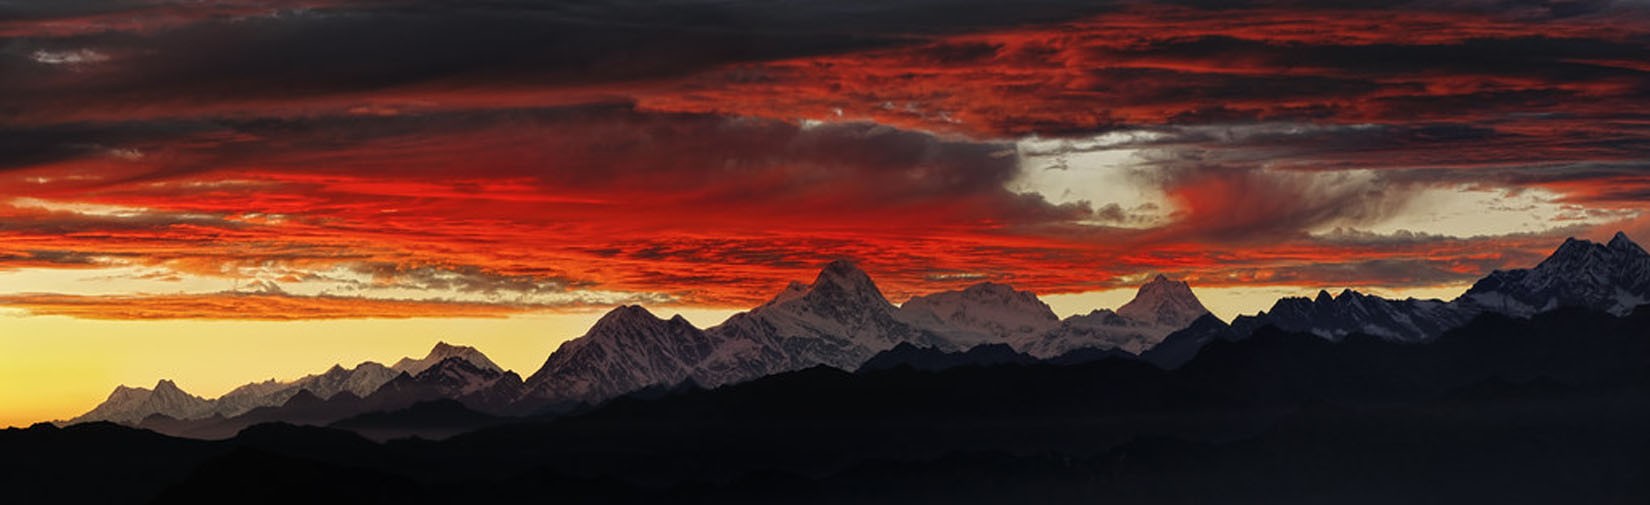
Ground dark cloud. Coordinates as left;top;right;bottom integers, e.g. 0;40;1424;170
0;0;1145;123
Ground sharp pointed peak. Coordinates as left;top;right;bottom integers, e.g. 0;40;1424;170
1133;274;1193;292
424;341;480;359
813;259;876;286
1609;230;1645;254
1315;290;1334;303
154;379;179;390
592;304;666;327
820;258;865;275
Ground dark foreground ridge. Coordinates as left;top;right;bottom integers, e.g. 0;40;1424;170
6;306;1650;504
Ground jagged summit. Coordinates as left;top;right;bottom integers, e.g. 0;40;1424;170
1235;287;1468;343
1117;274;1210;328
1462;230;1650;316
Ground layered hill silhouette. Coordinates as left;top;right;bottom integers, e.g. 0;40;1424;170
61;232;1650;449
9;303;1650;504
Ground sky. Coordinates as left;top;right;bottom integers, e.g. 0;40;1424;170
3;0;1650;427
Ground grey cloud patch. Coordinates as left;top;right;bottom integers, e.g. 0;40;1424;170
0;0;1135;121
344;262;589;296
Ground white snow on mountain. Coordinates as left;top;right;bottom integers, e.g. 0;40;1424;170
68;379;213;425
1233;232;1650;343
523;264;1216;405
523;305;717;404
1019;275;1212;358
899;282;1060;349
1459;231;1650;317
71;342;507;425
393;341;503;375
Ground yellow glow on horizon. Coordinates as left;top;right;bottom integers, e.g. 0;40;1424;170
0;308;740;428
0;283;1477;429
1041;283;1474;321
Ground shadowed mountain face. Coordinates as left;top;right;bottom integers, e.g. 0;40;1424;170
1462;232;1650;316
71;343;503;427
130;356;521;440
11;306;1650;504
1232;289;1473;343
1237;232;1650;343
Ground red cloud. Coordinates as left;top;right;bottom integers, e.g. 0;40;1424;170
3;4;1647;318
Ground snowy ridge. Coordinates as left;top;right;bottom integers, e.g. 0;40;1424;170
71;232;1650;426
393;342;503;375
1020;275;1211;357
71;342;509;425
1234;232;1650;342
1459;232;1650;316
524;264;1216;405
1232;289;1472;343
523;305;717;404
898;282;1060;349
68;380;213;425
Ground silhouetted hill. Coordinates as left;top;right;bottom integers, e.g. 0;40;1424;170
329;399;506;441
858;343;1039;372
0;422;217;505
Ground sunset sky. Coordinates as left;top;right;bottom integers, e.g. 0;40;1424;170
4;0;1650;427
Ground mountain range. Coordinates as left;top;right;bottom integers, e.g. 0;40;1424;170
66;232;1650;439
15;302;1650;504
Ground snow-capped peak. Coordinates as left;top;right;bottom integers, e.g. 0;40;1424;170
898;281;1060;348
585;304;676;333
1116;274;1210;328
1461;231;1650;316
392;341;503;375
795;260;892;307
